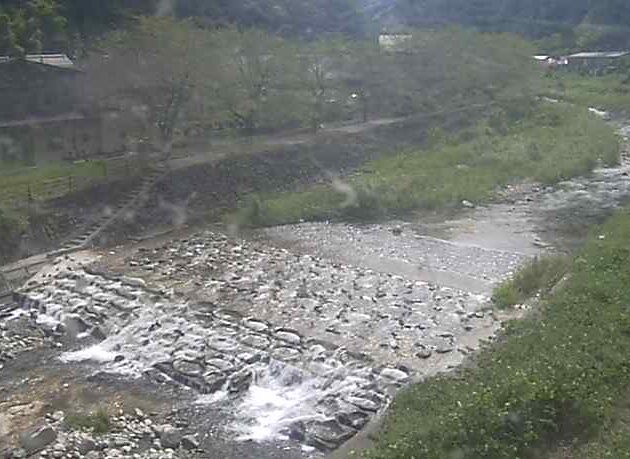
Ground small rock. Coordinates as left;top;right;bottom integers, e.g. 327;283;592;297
380;368;409;382
158;425;182;449
180;435;199;450
10;449;26;459
90;327;107;342
20;424;57;453
416;349;432;359
436;344;454;354
391;226;403;236
77;438;97;455
462;200;475;208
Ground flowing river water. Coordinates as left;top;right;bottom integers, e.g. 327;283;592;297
1;120;630;458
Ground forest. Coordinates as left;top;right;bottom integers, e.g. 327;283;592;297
2;0;630;56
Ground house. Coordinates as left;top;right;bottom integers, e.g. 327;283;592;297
378;33;413;52
0;54;124;164
566;51;630;75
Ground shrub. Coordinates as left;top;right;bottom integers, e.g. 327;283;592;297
493;255;570;309
65;408;112;434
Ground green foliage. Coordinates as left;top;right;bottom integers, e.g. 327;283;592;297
493;255;570;309
395;0;630;49
0;0;68;55
173;0;368;38
236;102;619;227
65;408;112;434
365;205;630;459
541;73;630;114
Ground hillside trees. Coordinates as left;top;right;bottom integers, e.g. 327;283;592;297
84;17;211;158
85;18;537;150
0;0;67;55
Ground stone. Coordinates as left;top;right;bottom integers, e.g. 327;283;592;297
90;327;107;342
275;330;301;346
85;451;99;459
462;200;475;208
10;449;26;459
20;424;57;453
391;226;403;236
158;425;182;449
180;435;199;450
345;396;379;412
380;368;409;382
77;438;97;455
436;344;454;354
416;348;433;359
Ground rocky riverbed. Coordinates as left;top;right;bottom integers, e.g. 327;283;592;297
2;122;630;459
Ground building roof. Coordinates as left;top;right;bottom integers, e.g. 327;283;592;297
568;51;630;59
0;54;76;70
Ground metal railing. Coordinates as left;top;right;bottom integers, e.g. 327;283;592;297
2;155;147;209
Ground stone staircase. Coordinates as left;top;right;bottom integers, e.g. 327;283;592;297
54;165;167;255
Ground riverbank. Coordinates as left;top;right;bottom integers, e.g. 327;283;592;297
364;198;630;459
232;101;619;228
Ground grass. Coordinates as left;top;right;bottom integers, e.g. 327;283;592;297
493;255;571;309
232;101;620;227
541;73;630;113
364;206;630;459
0;160;108;208
65;408;112;434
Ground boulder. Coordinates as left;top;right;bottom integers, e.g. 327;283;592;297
158;425;182;449
181;435;199;450
20;424;57;453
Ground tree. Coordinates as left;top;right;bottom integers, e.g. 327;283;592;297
0;0;67;55
295;38;350;132
0;13;23;56
210;28;300;134
85;17;213;159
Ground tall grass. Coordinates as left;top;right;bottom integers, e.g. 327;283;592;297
493;255;571;309
233;102;619;227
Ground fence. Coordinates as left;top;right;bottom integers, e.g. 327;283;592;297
1;155;147;210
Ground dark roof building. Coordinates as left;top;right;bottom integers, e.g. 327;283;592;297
0;54;81;122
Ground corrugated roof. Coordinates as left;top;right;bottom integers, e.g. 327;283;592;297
0;54;76;70
568;51;630;59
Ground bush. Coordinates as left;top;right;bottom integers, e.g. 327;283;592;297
65;408;112;434
493;255;570;309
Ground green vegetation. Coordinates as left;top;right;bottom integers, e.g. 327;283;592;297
493;255;570;309
365;205;630;459
0;160;109;207
65;408;112;434
542;74;630;113
233;102;619;227
396;0;630;50
89;20;534;156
